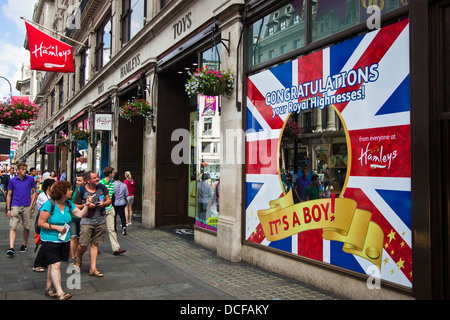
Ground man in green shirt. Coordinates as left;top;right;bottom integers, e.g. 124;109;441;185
305;174;321;201
100;167;126;256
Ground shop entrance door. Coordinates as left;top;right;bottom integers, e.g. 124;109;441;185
117;98;144;213
156;54;197;227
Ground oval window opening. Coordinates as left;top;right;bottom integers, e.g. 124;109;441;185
279;105;350;201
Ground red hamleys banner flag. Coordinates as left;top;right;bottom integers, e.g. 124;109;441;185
25;21;74;73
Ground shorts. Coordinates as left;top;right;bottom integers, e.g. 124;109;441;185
126;196;134;205
69;218;80;238
42;241;70;265
79;223;106;247
10;206;33;231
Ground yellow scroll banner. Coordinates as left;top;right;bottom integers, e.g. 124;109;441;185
257;190;384;268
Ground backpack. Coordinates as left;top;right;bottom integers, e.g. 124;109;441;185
34;199;71;234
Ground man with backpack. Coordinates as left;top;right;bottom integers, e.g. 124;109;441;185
73;171;110;277
6;162;37;257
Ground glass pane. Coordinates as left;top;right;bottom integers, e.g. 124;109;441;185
130;0;145;39
201;43;222;70
103;18;112;67
195;95;220;231
247;1;306;68
312;0;410;42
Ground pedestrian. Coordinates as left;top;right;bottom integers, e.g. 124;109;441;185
69;171;85;262
113;172;129;235
60;170;66;181
1;170;7;191
6;162;38;257
74;171;110;277
29;167;39;196
305;174;321;201
197;173;211;222
100;167;126;255
294;168;310;203
49;171;57;181
37;180;94;300
124;171;135;226
33;178;55;272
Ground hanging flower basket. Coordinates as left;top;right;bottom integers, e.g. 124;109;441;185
71;129;90;141
185;66;234;97
283;118;301;139
0;100;39;127
119;99;153;122
202;81;228;96
56;138;70;146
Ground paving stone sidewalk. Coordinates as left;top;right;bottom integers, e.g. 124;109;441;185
0;202;343;301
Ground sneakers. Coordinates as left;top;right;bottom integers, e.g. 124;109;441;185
6;246;28;257
6;248;15;257
122;227;127;236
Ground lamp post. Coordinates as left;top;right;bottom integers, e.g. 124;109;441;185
0;75;13;103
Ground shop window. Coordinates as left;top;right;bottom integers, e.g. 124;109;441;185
247;1;306;68
311;0;409;42
191;45;223;231
248;1;409;68
73;119;90;173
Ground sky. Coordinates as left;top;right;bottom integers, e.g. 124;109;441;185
0;0;36;102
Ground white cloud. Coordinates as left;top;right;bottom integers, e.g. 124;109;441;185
1;0;35;31
0;0;36;100
0;40;29;100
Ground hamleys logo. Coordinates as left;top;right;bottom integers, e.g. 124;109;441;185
358;142;398;170
31;42;72;67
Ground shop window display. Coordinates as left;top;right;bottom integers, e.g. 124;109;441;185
190;46;222;231
245;19;412;288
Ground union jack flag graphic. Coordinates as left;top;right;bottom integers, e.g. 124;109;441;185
245;19;411;288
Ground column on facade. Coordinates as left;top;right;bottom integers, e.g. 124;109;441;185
142;71;157;229
214;5;244;263
109;88;119;170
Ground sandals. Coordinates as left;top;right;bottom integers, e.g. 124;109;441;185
89;268;104;277
33;267;45;272
44;288;57;298
75;257;82;268
45;288;72;300
57;292;72;300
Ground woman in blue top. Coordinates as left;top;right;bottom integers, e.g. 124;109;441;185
38;181;93;300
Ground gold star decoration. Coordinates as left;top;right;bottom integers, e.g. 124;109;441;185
387;230;396;243
396;257;405;270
